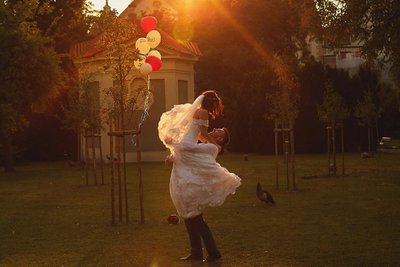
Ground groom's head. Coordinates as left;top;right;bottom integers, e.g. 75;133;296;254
210;127;230;146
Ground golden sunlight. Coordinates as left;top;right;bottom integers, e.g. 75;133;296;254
149;259;159;267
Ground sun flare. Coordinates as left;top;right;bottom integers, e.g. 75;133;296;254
208;0;282;71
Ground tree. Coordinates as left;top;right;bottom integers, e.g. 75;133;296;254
377;82;400;137
0;1;62;172
354;89;382;152
63;73;102;162
265;59;300;189
34;0;92;53
1;0;93;164
98;14;146;128
266;67;300;127
86;4;119;38
90;13;147;224
314;0;400;82
317;83;349;175
317;84;350;128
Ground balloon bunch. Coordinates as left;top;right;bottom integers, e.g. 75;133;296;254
134;16;162;76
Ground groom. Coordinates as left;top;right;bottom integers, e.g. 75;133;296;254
166;128;230;262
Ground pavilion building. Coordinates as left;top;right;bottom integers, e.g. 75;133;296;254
69;0;201;162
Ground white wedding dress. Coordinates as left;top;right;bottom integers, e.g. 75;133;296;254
158;96;241;219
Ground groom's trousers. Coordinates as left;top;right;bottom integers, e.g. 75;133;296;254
184;214;221;258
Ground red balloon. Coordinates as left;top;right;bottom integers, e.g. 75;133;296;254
145;56;162;71
140;16;158;33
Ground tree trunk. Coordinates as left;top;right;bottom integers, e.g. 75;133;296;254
274;121;279;189
332;122;337;176
1;132;15;172
375;121;379;151
109;121;116;225
76;129;81;162
326;123;332;176
136;129;145;224
289;122;296;191
327;125;331;176
367;127;371;153
341;125;345;176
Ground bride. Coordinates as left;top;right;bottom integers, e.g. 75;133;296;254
158;90;241;262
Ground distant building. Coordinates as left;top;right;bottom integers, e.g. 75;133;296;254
308;37;365;76
69;0;201;162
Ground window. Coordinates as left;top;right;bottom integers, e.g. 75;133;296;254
178;80;188;104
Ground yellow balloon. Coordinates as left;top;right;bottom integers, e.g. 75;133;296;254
135;37;150;54
146;30;161;49
148;50;162;59
134;59;144;69
134;55;146;69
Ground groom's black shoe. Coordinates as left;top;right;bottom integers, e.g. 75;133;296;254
202;253;221;263
180;253;203;261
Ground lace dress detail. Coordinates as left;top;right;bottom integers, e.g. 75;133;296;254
159;104;241;219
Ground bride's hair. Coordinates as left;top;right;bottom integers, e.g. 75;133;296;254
201;90;224;119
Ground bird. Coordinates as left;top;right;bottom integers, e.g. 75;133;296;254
256;179;275;205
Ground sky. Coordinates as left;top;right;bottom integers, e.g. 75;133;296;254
89;0;132;14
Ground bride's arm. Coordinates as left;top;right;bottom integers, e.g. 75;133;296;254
195;109;217;145
194;109;222;153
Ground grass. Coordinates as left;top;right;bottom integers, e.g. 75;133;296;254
1;152;400;267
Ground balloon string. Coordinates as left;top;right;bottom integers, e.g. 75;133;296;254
139;75;151;128
133;75;151;146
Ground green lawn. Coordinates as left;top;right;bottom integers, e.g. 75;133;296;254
1;152;400;267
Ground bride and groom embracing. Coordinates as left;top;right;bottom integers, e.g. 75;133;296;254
158;90;241;263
